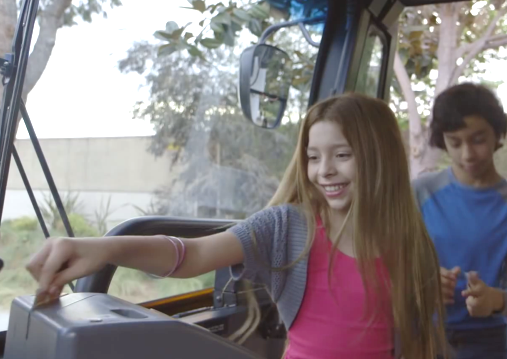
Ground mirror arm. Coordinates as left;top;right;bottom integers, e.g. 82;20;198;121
259;15;326;46
298;23;320;48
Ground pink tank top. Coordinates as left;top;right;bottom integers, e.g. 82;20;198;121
285;222;394;359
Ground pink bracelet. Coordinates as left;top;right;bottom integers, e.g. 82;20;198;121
148;235;187;278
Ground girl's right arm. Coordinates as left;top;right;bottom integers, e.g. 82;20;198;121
26;232;244;296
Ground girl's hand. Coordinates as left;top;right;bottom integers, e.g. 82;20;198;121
26;237;111;297
440;266;461;304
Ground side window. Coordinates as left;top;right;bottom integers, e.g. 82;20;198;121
355;26;385;98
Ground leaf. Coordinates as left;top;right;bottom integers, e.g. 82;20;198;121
184;32;194;41
195;28;205;42
157;44;179;57
231;19;242;33
269;6;287;20
200;38;223;49
210;21;224;34
154;31;175;42
248;19;263;37
172;27;187;40
223;25;235;47
212;12;232;26
216;5;228;13
214;31;225;42
209;3;221;14
165;21;180;34
189;0;206;13
249;3;270;20
198;19;205;27
233;8;250;22
187;44;205;60
409;31;423;41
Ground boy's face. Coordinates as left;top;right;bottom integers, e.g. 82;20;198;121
443;115;498;181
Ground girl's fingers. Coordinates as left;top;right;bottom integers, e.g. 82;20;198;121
26;241;53;282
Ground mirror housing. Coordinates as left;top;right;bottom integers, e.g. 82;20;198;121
238;44;292;129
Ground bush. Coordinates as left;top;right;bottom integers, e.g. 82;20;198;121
54;213;99;237
9;217;39;232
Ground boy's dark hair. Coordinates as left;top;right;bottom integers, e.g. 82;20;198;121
430;83;507;150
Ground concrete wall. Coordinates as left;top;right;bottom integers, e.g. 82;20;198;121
7;136;175;192
4;137;177;229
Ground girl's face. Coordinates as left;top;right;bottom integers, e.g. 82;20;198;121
306;121;356;216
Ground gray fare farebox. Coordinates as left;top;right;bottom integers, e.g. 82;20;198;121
4;292;262;359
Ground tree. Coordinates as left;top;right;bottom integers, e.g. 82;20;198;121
0;0;122;103
118;1;324;217
118;40;300;218
155;0;507;178
153;1;325;96
393;1;507;177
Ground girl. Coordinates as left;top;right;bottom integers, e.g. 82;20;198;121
26;93;447;359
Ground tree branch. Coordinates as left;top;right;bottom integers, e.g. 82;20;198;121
482;33;507;50
451;5;507;85
0;0;16;54
394;51;421;136
456;33;507;61
0;0;17;99
435;3;459;93
23;0;73;97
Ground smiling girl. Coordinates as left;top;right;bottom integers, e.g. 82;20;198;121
26;93;447;359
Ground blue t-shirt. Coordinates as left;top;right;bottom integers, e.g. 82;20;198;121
412;167;507;330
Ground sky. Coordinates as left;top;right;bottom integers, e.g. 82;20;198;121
13;0;507;139
17;0;196;139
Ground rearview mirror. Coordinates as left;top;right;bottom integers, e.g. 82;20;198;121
238;44;292;129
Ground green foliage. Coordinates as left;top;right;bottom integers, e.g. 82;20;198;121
0;222;48;310
119;20;315;217
6;216;39;232
132;200;167;216
119;1;507;217
153;1;323;93
61;213;99;237
38;191;84;230
391;1;507;129
61;0;123;27
93;196;113;235
154;1;507;131
0;219;214;311
154;1;276;59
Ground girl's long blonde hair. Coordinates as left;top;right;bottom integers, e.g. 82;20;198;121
261;93;447;359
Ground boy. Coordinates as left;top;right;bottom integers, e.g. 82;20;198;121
413;83;507;358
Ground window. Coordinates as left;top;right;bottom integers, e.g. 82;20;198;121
355;27;385;98
0;0;327;320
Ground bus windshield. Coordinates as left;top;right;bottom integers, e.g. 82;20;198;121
0;0;327;325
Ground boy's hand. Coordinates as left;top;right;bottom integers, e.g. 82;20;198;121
440;266;461;304
462;271;505;317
